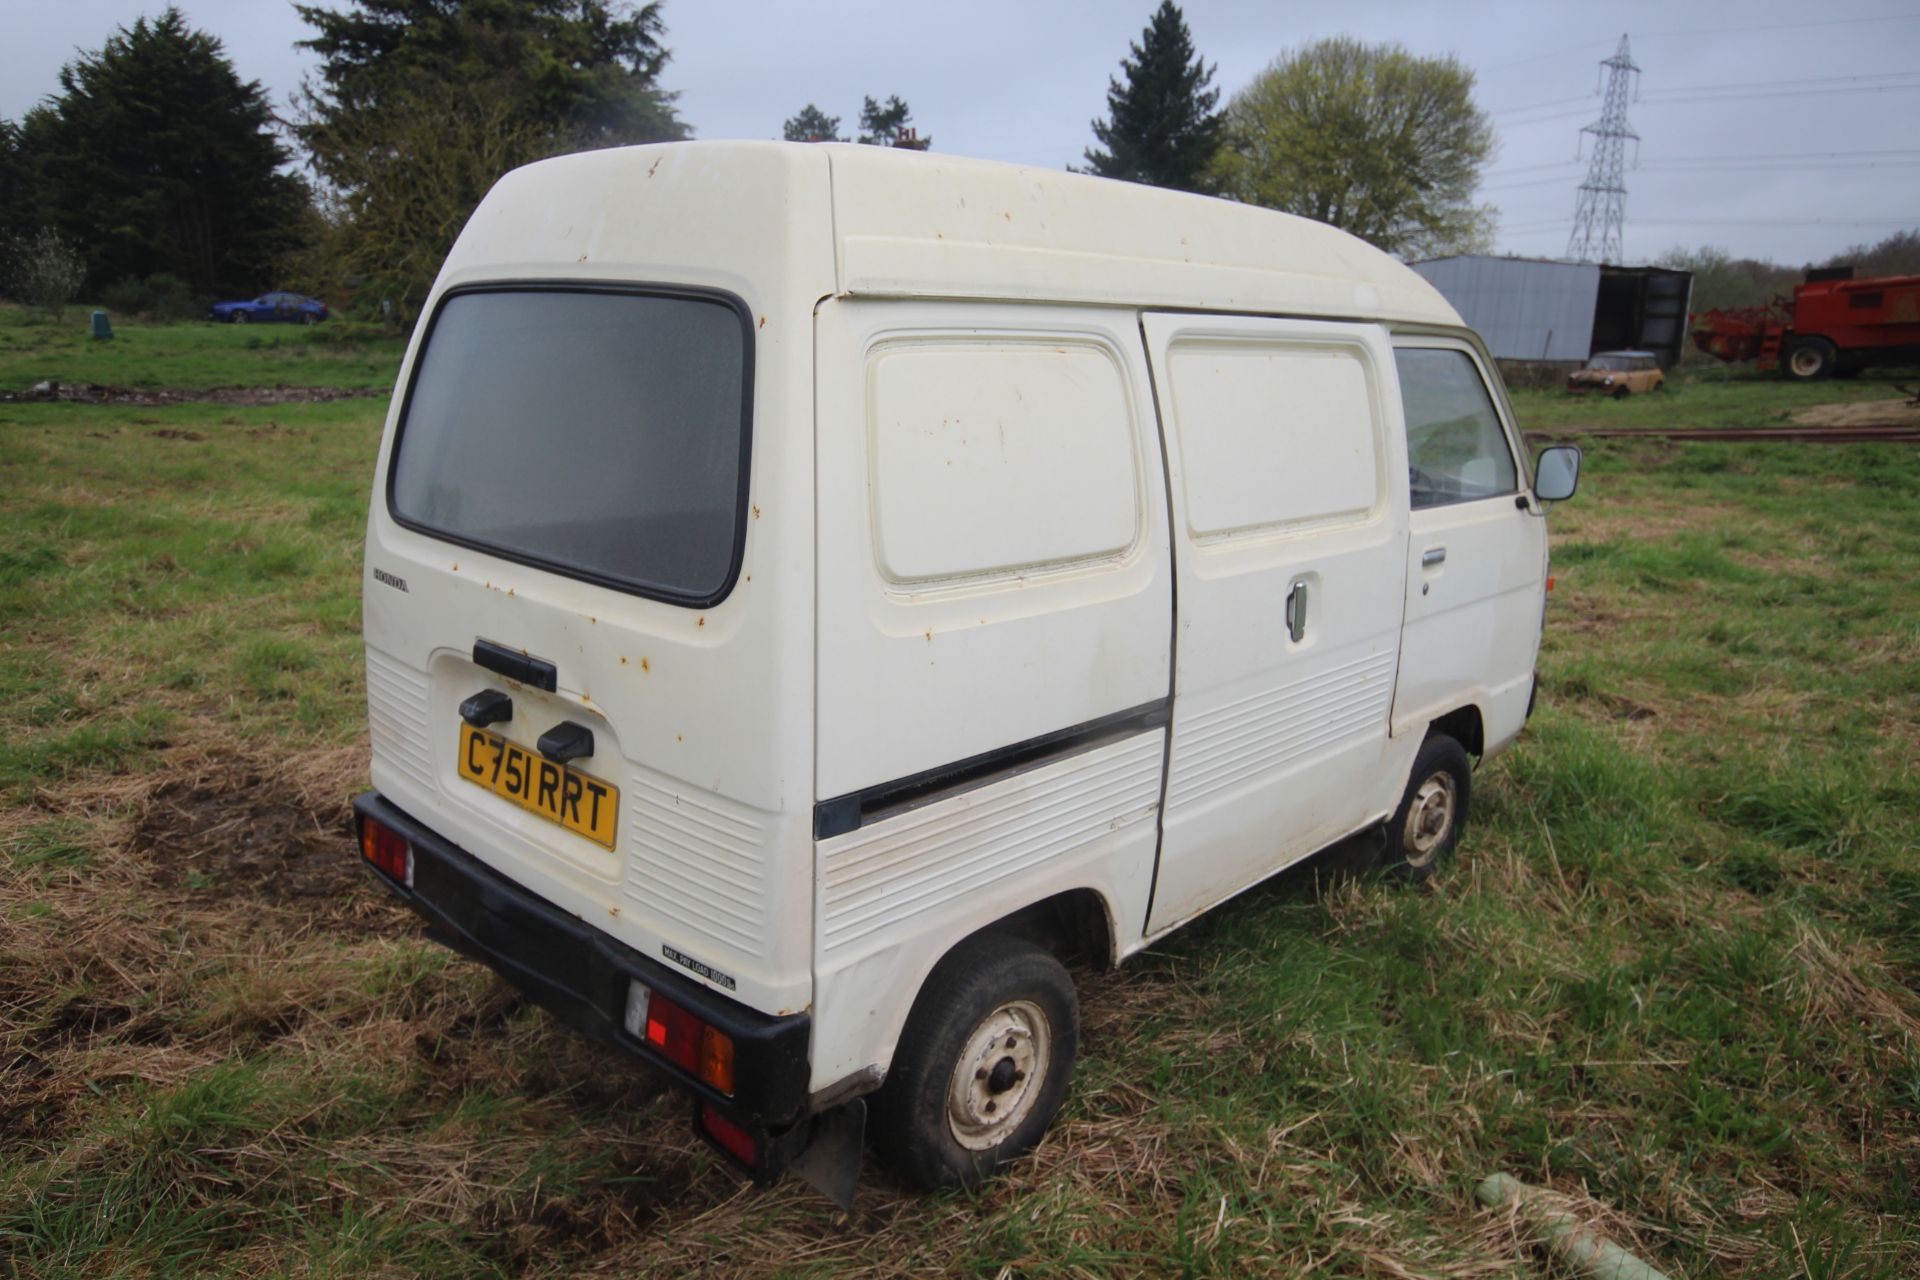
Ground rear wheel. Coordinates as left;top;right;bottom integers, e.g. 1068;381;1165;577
1611;385;1630;400
1783;336;1837;381
1384;733;1472;884
869;934;1078;1190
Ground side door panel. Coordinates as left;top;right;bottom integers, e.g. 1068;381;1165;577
809;298;1175;1090
1143;314;1410;934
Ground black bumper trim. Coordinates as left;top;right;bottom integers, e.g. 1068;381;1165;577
354;793;811;1128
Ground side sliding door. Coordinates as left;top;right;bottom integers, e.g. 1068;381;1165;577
1144;313;1411;934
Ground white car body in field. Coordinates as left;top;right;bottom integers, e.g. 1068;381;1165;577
354;141;1576;1200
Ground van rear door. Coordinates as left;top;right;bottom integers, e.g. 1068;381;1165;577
1141;313;1410;932
361;280;814;1019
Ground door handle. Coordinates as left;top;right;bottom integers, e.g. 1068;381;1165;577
1422;546;1447;568
1285;579;1308;643
459;688;513;728
537;721;595;764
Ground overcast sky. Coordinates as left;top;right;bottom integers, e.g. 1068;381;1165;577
6;0;1918;266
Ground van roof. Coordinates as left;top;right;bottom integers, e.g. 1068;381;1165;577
820;143;1460;326
452;141;1462;329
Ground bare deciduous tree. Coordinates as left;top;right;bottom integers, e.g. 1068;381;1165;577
3;227;89;321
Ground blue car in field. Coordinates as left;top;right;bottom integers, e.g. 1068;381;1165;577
208;291;329;325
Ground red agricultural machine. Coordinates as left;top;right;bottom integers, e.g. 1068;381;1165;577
1690;268;1920;380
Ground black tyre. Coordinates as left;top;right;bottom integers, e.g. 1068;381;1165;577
1384;733;1472;884
232;311;248;324
868;933;1078;1190
1611;385;1630;400
1783;336;1837;381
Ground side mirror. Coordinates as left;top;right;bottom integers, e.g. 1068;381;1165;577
1533;445;1582;504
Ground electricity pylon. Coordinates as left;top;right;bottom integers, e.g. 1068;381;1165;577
1566;34;1640;264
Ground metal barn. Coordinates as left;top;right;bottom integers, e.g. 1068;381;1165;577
1410;255;1693;369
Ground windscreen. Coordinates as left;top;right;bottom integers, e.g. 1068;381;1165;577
389;288;750;603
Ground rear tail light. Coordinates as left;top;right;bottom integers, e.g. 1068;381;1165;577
699;1102;759;1166
625;980;735;1095
360;816;412;887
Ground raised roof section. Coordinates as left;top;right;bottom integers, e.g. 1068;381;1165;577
823;144;1460;326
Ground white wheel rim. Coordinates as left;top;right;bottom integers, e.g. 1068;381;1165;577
946;999;1050;1151
1791;348;1820;376
1402;771;1457;867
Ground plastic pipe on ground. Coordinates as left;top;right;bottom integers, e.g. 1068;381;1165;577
1475;1173;1671;1280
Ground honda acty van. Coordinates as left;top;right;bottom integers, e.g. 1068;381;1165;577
354;141;1581;1204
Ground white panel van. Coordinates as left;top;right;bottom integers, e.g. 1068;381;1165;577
354;141;1581;1204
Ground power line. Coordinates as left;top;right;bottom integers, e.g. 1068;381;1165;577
1494;78;1920;128
1505;215;1919;231
1477;12;1920;74
1632;12;1920;40
1485;147;1920;182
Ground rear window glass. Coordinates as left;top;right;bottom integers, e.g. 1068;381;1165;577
389;288;750;604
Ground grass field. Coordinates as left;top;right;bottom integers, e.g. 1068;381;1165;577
0;307;406;393
2;318;1916;1278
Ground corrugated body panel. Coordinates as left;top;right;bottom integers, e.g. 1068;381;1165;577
366;648;433;793
1411;257;1599;362
818;732;1164;958
623;772;771;959
1167;649;1396;812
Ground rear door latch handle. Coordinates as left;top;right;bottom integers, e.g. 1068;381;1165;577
459;689;513;728
537;721;595;764
1285;579;1309;643
1422;546;1447;568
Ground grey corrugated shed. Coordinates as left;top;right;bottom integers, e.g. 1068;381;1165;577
1411;257;1600;362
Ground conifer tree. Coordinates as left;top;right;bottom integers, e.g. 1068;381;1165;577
18;9;307;295
1083;1;1223;192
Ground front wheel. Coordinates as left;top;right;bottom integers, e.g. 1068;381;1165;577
1384;733;1472;884
868;934;1078;1190
1612;385;1630;400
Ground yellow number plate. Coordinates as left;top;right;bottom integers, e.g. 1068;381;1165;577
456;724;620;849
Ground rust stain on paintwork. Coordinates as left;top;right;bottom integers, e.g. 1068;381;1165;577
758;315;767;329
609;905;621;917
641;657;651;673
647;158;661;178
751;505;762;518
696;617;705;628
619;656;628;666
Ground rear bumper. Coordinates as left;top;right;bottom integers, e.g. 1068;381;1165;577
352;793;811;1131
